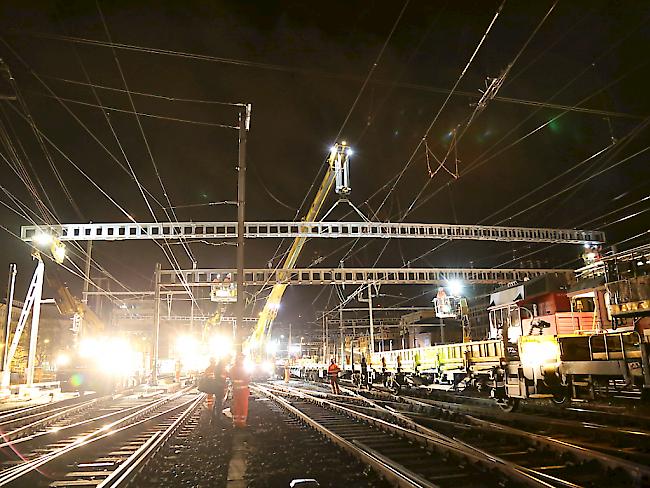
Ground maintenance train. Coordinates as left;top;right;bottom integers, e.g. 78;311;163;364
297;247;650;410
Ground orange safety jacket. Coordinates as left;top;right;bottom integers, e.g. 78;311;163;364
205;364;226;380
327;363;340;379
230;362;250;390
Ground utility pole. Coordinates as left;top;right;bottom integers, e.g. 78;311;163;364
25;259;44;387
288;322;292;358
321;314;326;360
152;262;161;385
325;315;329;360
235;104;251;349
359;284;376;355
82;240;92;303
80;240;92;343
2;264;17;376
368;285;375;355
190;261;196;330
339;303;344;365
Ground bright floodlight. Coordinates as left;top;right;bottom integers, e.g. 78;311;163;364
56;353;70;368
79;338;99;358
265;340;279;355
447;279;463;296
52;241;66;264
176;335;198;355
244;356;256;374
210;334;233;359
34;232;53;247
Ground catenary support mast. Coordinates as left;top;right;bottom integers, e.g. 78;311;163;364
236;105;251;348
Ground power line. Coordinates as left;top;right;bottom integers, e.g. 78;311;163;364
373;0;507;220
95;2;202;314
40;73;245;106
12;29;644;120
29;91;239;129
0;37;171;212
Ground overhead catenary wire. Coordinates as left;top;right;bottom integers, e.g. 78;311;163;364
12;29;644;120
406;48;650;219
95;3;195;263
345;12;650;238
39;73;245;106
372;0;507;221
0;104;59;224
27;91;240;129
0;37;172;213
3;65;84;220
95;2;208;317
5;101;201;298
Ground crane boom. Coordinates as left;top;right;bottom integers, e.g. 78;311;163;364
249;142;351;346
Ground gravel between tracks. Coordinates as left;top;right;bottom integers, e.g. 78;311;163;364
245;395;391;487
136;402;232;487
135;393;391;487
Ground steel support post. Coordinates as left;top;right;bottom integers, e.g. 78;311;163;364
325;315;329;360
152;263;161;385
235;105;250;349
321;314;326;361
2;264;17;378
368;285;375;355
339;304;344;364
25;261;44;387
82;240;92;303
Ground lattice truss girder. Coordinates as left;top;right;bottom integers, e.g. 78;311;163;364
158;267;573;287
20;221;605;244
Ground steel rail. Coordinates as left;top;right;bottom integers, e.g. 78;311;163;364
0;390;194;485
255;383;552;488
280;383;567;485
253;384;438;488
0;396;100;442
96;392;204;487
0;393;164;452
0;394;97;424
371;389;650;484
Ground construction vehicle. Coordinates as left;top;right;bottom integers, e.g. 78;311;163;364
249;142;353;350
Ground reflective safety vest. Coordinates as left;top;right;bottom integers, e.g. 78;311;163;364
230;363;250;390
328;363;340;378
205;363;227;382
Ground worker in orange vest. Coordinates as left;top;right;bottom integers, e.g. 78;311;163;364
229;353;250;428
327;358;341;395
204;357;227;423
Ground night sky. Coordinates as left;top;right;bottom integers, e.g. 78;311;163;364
0;1;648;330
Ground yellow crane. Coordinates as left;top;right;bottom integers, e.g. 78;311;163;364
249;142;352;348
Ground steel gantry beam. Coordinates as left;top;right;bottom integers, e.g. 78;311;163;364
113;314;258;323
20;221;605;244
158;267;573;287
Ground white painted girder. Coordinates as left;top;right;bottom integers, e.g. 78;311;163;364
20;221;605;244
158;267;573;287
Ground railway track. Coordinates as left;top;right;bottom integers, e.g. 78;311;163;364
400;386;650;430
388;393;650;465
0;388;204;487
0;393;103;436
259;381;650;487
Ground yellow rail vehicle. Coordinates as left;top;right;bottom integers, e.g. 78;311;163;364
372;271;650;410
